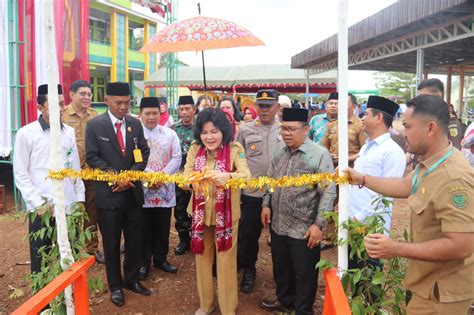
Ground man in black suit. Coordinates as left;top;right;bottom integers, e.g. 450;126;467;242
85;82;151;307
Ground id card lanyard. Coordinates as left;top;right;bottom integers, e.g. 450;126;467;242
411;148;453;194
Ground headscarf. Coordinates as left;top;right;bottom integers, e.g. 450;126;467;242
159;102;171;126
222;108;236;140
243;106;258;121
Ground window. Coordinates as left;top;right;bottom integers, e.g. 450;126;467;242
90;74;108;102
129;20;144;50
89;9;110;44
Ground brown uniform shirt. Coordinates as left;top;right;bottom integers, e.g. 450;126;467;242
405;145;474;302
321;115;367;157
184;142;251;226
448;114;466;150
62;105;99;168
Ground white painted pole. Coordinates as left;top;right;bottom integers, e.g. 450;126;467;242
337;0;349;275
44;1;75;313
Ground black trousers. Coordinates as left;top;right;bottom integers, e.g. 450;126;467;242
97;195;143;291
271;229;321;315
142;207;172;268
348;246;383;303
174;186;192;243
28;214;54;274
237;195;263;271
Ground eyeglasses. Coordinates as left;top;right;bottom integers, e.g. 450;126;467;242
77;92;93;98
280;125;307;134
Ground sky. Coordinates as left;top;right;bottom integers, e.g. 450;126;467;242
174;0;398;90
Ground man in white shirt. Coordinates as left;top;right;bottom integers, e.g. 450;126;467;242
348;95;406;301
138;97;182;279
13;84;85;274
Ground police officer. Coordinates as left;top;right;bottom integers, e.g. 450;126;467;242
236;89;282;293
345;95;473;314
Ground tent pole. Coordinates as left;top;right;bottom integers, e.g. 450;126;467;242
337;0;349;276
305;73;310;108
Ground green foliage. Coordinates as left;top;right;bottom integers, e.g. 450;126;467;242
24;203;105;310
374;71;416;102
318;196;409;315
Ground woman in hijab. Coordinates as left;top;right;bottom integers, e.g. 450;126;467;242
158;97;174;128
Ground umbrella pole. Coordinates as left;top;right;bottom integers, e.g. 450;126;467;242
201;50;207;92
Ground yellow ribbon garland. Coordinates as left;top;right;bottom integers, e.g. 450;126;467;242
48;169;348;191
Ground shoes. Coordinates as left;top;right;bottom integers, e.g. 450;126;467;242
154;260;178;273
259;299;293;313
320;241;334;251
110;289;125;307
124;282;151;295
194;301;216;315
139;266;149;280
174;242;190;255
240;269;256;294
94;251;105;264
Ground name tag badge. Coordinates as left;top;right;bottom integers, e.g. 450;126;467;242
99;136;110;142
133;148;143;163
132;137;143;162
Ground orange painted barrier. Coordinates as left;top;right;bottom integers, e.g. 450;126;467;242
323;268;351;315
12;256;95;315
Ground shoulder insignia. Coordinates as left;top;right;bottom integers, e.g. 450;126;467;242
452;192;467;209
449;127;458;138
239;152;245;159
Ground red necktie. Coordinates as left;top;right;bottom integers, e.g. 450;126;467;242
115;122;125;156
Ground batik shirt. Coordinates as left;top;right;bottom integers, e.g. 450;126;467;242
172;120;195;170
143;125;182;208
308;113;333;144
262;138;336;239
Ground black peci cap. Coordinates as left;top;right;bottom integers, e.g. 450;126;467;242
178;95;195;106
282;108;309;122
140;97;160;109
367;95;399;117
106;82;130;96
38;84;63;95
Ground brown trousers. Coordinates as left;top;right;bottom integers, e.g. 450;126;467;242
84;180;99;254
407;292;472;315
195;220;238;315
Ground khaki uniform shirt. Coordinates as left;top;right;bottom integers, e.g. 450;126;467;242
448;114;466;150
236;119;282;198
405;145;474;302
184;142;251;226
321;115;367;157
62;105;98;168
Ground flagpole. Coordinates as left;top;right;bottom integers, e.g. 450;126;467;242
337;0;349;275
44;0;75;312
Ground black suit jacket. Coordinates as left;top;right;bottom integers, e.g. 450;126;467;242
85;112;150;209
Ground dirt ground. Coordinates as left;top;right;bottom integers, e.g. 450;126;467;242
0;163;423;314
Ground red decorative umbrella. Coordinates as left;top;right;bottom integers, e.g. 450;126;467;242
140;15;264;91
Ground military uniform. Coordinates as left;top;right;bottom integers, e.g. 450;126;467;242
62;105;99;254
172;121;195;246
321;115;367;164
406;145;473;314
236;118;282;278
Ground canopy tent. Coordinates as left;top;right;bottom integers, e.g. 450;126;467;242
145;64;337;93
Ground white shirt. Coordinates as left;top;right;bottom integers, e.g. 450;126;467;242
108;110;126;149
143;124;182;208
348;132;406;233
13;117;85;213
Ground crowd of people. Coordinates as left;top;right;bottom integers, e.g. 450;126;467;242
12;78;473;315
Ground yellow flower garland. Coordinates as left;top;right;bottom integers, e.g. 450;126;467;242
48;169;348;190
